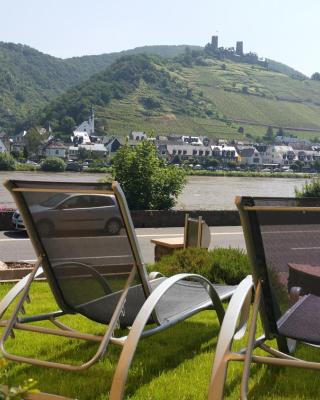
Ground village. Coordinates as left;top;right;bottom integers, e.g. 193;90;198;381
1;108;320;172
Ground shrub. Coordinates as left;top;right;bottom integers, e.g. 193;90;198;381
112;140;186;210
40;157;65;172
148;247;250;285
0;153;15;171
295;178;320;197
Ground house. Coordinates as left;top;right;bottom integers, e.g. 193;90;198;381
211;145;239;161
129;131;147;141
72;108;95;145
42;141;67;159
237;146;262;166
181;136;203;145
78;143;107;157
0;131;11;153
257;145;295;166
0;138;8;153
12;130;27;153
166;143;212;159
103;137;122;154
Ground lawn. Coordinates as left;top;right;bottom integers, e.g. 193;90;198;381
1;282;320;399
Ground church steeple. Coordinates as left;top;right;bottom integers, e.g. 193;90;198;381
89;105;95;134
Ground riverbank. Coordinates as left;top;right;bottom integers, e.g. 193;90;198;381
13;164;315;179
188;169;314;179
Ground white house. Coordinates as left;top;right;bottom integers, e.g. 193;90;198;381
12;130;27;153
166;143;211;158
258;145;295;166
0;138;8;153
211;145;238;161
42;142;67;159
130;131;147;141
72;108;95;145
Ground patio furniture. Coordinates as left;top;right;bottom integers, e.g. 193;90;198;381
209;196;320;399
151;214;211;261
0;180;236;400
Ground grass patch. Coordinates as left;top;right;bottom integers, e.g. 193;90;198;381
1;265;320;398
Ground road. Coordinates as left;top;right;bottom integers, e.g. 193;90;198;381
0;226;245;265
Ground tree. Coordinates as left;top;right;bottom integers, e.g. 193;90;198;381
311;72;320;81
0;152;15;170
25;128;43;156
40;157;65;172
112;141;186;210
263;126;274;142
60;116;76;133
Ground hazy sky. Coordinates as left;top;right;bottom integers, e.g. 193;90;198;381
1;0;319;76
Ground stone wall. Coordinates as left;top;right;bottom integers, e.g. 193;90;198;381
0;209;240;230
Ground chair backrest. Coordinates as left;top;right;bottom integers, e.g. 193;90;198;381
236;196;320;338
183;214;211;249
5;180;157;325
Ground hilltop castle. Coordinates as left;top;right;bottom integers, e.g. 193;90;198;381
205;35;267;68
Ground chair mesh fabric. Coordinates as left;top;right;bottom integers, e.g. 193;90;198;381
12;181;146;326
249;197;320;343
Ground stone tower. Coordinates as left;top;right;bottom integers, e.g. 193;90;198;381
236;41;243;56
211;35;218;51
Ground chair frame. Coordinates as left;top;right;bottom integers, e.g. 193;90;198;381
0;180;232;400
209;196;320;400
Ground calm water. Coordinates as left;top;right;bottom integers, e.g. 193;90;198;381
0;171;309;209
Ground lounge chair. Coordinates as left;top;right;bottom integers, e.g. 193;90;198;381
209;196;320;399
0;180;236;400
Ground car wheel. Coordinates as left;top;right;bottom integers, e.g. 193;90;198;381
105;218;121;235
38;220;54;236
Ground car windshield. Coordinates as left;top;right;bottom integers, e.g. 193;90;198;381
40;193;70;208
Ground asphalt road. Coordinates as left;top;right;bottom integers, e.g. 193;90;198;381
0;226;245;265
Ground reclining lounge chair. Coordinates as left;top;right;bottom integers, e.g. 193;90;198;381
209;196;320;399
0;180;236;400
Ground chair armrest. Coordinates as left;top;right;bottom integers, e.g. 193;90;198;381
289;286;304;305
148;271;164;280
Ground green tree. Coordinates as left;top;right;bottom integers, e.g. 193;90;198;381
25;128;43;156
112;141;186;210
40;157;65;172
0;152;15;170
60;116;76;133
263;126;274;142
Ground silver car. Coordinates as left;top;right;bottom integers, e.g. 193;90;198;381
12;193;122;236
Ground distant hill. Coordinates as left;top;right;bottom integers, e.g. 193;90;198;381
0;42;200;131
266;58;307;80
36;51;320;141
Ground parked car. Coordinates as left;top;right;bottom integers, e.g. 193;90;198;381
65;162;83;172
12;193;122;236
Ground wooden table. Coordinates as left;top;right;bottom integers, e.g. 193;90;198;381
151;237;184;262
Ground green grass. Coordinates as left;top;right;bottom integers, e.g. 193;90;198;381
1;281;320;399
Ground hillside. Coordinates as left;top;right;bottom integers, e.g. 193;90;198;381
0;42;199;131
37;51;320;141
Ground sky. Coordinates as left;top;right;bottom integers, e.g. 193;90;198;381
1;0;319;77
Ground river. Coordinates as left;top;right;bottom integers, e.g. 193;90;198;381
0;171;310;209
